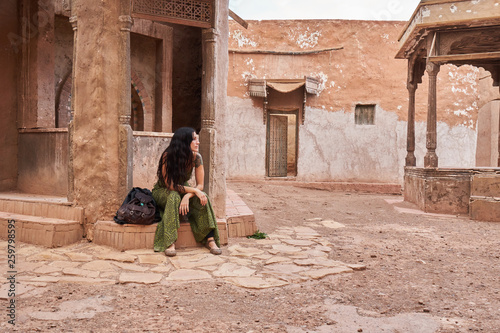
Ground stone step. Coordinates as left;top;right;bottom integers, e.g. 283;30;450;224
0;211;83;247
470;196;500;222
0;197;84;222
93;219;229;251
226;188;258;237
471;174;500;198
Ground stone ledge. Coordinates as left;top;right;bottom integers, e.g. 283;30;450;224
470;198;500;222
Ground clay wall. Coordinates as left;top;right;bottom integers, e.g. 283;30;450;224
226;20;500;184
17;130;68;196
0;1;19;190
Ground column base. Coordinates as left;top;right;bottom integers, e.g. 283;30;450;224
424;152;438;168
405;153;416;167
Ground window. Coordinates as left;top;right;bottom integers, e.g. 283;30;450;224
355;104;375;125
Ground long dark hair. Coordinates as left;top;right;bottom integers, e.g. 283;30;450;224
157;127;196;191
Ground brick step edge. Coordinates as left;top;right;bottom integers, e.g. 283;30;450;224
93;220;229;251
0;199;84;222
0;213;83;247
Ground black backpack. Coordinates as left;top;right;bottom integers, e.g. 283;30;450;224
114;187;161;225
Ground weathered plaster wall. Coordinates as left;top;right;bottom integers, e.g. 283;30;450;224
226;97;266;179
133;134;172;189
0;1;19;190
226;20;497;184
299;106;404;183
17;130;68;196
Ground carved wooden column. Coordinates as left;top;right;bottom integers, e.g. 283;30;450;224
67;15;78;202
424;62;440;168
200;27;218;197
118;14;134;200
406;81;417;166
200;0;228;219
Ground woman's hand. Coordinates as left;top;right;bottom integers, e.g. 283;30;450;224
195;189;208;206
179;195;190;215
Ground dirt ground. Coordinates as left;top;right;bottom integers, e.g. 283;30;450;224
9;181;500;332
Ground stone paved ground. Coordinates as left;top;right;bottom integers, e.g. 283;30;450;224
1;181;499;332
0;222;363;292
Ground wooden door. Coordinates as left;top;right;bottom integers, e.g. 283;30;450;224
268;115;288;177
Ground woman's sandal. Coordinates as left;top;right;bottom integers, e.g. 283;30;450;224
164;246;176;257
206;239;222;255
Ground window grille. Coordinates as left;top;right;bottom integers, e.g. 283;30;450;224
132;0;213;28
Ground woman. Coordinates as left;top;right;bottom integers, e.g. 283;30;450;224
153;127;222;257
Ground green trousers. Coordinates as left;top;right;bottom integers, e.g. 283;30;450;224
152;183;220;252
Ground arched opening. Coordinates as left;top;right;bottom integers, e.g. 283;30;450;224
131;85;144;131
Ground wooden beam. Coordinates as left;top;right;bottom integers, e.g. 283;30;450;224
229;47;344;55
229;9;248;29
429;51;500;63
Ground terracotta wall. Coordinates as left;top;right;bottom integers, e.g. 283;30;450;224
0;1;19;190
226;20;500;184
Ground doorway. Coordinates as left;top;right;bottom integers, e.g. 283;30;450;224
266;110;298;177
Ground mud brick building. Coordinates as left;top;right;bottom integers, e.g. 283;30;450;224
0;0;239;247
225;1;500;220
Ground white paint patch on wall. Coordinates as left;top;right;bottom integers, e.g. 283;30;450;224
296;29;321;49
309;71;328;95
231;30;258;48
225;97;267;178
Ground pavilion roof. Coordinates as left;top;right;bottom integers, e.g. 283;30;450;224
396;0;500;59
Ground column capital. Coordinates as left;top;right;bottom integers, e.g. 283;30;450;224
202;28;219;43
202;119;215;129
119;15;133;32
426;62;440;76
69;16;78;31
407;81;417;92
119;115;131;125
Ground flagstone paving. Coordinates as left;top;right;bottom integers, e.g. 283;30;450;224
0;221;364;294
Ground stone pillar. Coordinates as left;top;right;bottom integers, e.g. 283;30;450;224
424;62;440;168
70;0;133;237
200;0;228;219
405;81;417;167
19;0;55;128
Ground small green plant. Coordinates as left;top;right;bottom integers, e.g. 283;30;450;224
247;230;268;240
